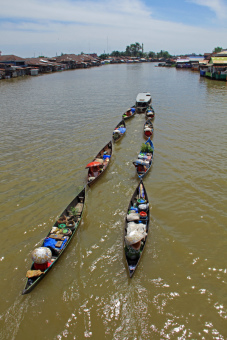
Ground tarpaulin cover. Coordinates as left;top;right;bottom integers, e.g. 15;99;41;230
85;161;102;168
43;237;67;251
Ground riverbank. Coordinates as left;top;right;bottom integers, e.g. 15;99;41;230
0;53;155;80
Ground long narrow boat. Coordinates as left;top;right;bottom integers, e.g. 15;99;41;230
22;187;86;295
86;141;112;186
124;180;150;277
143;119;154;138
145;105;155;119
122;106;136;120
112;119;126;143
133;138;154;179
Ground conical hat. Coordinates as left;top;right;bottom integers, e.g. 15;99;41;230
125;230;147;245
32;247;52;264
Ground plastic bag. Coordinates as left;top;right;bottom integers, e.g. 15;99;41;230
126;213;139;222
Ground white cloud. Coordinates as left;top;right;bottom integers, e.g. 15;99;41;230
0;0;226;57
187;0;227;20
0;0;151;26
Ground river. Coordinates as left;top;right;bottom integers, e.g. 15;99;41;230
0;63;226;339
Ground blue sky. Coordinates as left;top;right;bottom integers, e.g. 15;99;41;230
0;0;226;57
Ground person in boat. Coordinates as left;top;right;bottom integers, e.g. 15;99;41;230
125;240;144;260
137;164;147;174
32;247;52;271
125;226;147;260
89;165;101;178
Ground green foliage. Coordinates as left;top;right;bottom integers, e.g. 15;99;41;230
148;51;156;58
70;206;78;216
99;45;172;59
141;143;153;153
99;53;109;60
125;42;142;57
156;50;172;59
111;50;121;57
213;47;222;53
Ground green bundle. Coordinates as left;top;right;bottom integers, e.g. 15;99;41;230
140;143;153;153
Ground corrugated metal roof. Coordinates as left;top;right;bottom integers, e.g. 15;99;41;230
209;57;227;64
199;59;209;65
136;92;151;103
176;59;190;63
0;55;25;62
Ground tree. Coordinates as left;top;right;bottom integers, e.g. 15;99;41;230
156;50;172;59
111;51;121;57
125;42;142;57
99;53;109;60
148;51;156;58
213;46;222;53
125;45;131;56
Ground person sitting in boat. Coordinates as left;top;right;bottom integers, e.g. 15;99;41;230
137;164;147;174
125;240;143;260
125;229;147;260
89;165;101;178
31;247;52;271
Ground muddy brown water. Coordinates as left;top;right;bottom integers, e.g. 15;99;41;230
0;63;226;339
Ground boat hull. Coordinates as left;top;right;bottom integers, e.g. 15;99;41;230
22;187;86;294
133;138;154;179
113;119;126;143
87;141;112;186
122;106;136;120
124;180;150;277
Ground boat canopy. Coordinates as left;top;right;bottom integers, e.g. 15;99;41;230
136;92;151;107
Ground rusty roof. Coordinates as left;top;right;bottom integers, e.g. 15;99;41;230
0;55;25;62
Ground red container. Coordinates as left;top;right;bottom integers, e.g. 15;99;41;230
139;211;147;218
145;130;151;137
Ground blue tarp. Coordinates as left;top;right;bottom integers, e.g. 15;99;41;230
43;237;68;251
118;127;126;134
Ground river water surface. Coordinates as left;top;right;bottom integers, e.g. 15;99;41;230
0;63;226;339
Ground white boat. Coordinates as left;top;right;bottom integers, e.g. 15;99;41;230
135;92;152;113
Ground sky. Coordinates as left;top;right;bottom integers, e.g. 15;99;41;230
0;0;227;57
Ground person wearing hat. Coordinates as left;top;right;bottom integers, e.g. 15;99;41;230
125;240;143;260
124;229;147;260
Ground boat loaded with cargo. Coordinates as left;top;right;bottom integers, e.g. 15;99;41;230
22;187;86;294
133;137;154;179
124;180;150;277
113;119;126;142
122;106;136;120
86;141;112;186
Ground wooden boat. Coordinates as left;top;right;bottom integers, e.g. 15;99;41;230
143;119;154;138
136;92;152;113
133;137;154;179
122;106;136;120
112;119;126;143
124;180;150;277
145;105;155;119
86;141;112;186
22;187;86;295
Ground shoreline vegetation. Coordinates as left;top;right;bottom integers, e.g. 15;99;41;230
0;44;226;81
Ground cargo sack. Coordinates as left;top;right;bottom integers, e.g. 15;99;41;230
126;213;140;222
125;229;147;245
26;270;43;278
